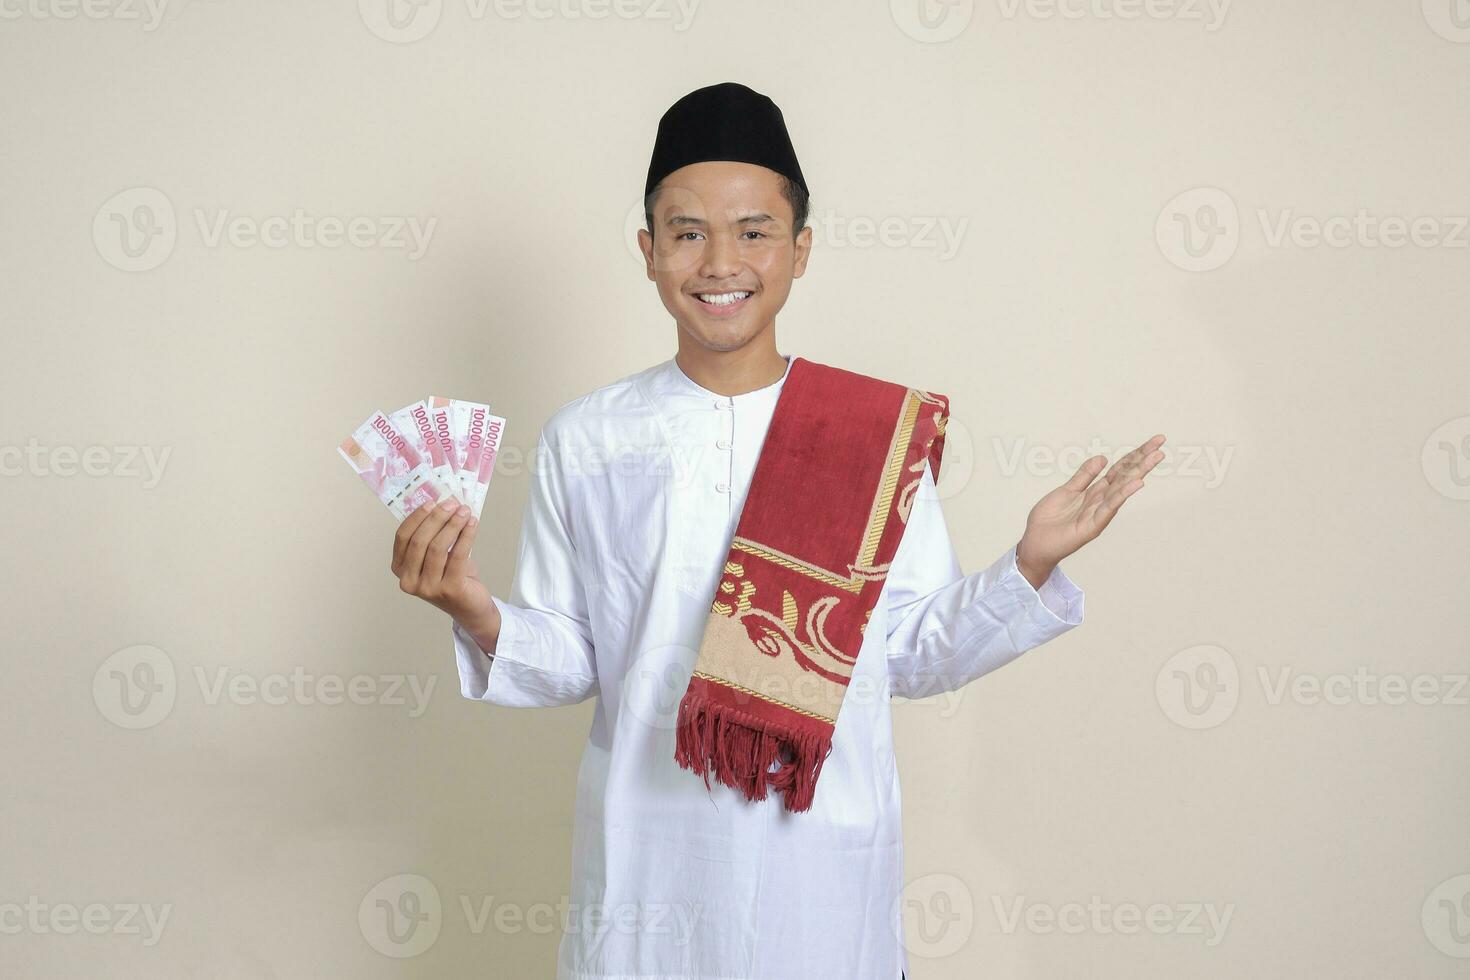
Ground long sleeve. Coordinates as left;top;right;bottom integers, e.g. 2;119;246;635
452;429;599;708
884;460;1085;700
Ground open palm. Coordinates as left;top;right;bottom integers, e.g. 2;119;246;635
1017;434;1166;575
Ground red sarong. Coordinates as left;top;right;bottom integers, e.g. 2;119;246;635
673;356;950;812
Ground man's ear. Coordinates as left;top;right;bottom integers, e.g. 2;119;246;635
791;224;813;279
636;227;656;282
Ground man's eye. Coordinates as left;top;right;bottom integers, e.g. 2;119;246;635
677;231;703;241
742;231;766;240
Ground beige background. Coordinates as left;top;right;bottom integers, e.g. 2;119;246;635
2;0;1467;976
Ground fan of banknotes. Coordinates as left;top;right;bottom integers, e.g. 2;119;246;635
338;398;505;519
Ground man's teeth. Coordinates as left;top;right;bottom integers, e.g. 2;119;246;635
697;291;751;306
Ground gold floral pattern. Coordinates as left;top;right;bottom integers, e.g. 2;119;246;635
711;560;756;617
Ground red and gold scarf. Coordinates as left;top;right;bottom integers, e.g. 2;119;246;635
674;357;950;812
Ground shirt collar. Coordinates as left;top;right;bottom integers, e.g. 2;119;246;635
643;352;796;406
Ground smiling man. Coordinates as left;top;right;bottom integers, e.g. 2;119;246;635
391;82;1165;980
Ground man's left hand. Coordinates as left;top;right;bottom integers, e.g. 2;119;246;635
1015;434;1166;589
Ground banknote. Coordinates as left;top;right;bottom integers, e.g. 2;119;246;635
390;399;463;504
338;410;460;519
449;399;506;515
449;398;478;497
460;402;506;519
427;396;460;485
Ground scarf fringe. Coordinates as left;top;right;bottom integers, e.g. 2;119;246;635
673;688;833;813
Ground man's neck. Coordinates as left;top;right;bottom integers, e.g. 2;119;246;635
674;339;788;397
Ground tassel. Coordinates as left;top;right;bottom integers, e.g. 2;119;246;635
674;688;833;813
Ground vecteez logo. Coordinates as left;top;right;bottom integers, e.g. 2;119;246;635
1422;0;1470;42
92;645;439;727
92;187;438;271
1157;186;1469;272
93;187;178;272
890;0;975;43
1156;644;1468;731
1155;644;1239;730
1421;415;1470;501
359;874;442;958
1156;187;1239;272
0;0;174;30
358;0;699;44
93;644;177;729
894;872;975;958
359;0;444;43
1423;874;1470;958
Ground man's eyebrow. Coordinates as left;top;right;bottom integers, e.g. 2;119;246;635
664;212;776;227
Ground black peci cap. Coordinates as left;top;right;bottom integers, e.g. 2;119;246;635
644;82;808;200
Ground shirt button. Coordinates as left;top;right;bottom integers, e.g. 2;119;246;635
715;481;730;493
716;438;731;450
714;398;732;410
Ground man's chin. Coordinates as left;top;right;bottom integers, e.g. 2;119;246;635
677;317;761;352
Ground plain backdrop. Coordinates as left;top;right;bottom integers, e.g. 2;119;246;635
2;1;1468;976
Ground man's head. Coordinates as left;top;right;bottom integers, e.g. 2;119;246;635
639;83;812;356
639;162;812;354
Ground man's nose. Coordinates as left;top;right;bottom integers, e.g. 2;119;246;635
698;232;742;280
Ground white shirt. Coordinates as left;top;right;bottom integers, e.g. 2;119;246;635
452;352;1085;980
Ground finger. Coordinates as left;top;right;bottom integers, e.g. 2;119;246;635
1083;451;1132;502
1106;447;1163;489
401;499;458;585
1082;461;1120;502
1062;454;1107;492
421;505;471;590
1110;438;1153;473
1134;448;1165;479
393;498;445;573
1115;434;1165;469
444;514;480;582
1084;476;1145;533
1102;441;1165;491
1114;435;1165;476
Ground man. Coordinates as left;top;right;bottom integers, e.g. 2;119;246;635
391;82;1164;980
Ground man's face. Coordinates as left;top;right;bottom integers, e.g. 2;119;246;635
637;161;812;354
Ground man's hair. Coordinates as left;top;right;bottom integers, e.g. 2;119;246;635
643;174;809;241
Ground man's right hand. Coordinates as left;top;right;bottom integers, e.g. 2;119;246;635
392;497;501;654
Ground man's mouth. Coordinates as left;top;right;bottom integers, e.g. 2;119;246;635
692;290;754;315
